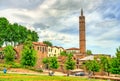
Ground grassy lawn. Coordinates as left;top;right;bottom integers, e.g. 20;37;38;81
0;73;106;81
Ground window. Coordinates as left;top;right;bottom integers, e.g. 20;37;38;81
42;47;44;53
37;47;39;51
40;47;41;51
55;50;56;53
51;49;52;52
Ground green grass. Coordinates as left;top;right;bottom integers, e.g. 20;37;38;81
0;73;106;81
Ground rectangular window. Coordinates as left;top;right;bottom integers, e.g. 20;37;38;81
37;47;39;51
42;47;44;53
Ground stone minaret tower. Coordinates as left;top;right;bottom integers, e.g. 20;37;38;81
79;9;86;54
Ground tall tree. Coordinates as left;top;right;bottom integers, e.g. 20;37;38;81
0;17;9;46
84;60;100;75
43;41;53;46
21;35;37;67
86;50;92;55
3;45;16;64
60;51;68;56
0;17;39;47
100;56;111;76
110;46;120;74
110;57;120;74
65;53;75;76
116;46;120;61
49;57;59;74
42;57;49;69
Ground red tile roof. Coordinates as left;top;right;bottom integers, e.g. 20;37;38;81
32;42;47;46
66;48;80;50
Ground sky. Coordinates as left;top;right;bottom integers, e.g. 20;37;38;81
0;0;120;56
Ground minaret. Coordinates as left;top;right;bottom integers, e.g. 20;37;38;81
79;9;86;54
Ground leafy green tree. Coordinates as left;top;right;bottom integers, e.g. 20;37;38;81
110;46;120;74
110;57;120;74
100;56;111;76
60;51;68;56
0;17;9;46
65;53;75;76
3;45;16;63
0;17;39;47
86;50;92;55
21;35;37;67
42;57;49;69
84;60;100;75
49;57;59;74
111;46;120;74
116;46;120;61
43;41;52;46
31;31;39;42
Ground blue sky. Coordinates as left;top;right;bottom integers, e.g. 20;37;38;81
0;0;120;56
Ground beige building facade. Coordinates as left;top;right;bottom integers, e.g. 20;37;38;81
48;46;64;57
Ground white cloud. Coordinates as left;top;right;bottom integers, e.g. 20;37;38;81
0;0;120;56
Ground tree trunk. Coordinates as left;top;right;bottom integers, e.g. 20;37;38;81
67;70;70;76
93;71;94;75
108;72;110;76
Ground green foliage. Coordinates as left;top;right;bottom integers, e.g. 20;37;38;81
11;63;22;68
0;17;9;47
0;17;39;47
42;57;49;64
60;51;68;56
65;53;75;70
100;56;111;75
86;50;92;55
110;46;120;74
84;60;100;75
49;57;59;69
42;57;50;69
110;57;120;74
43;41;52;46
116;46;120;61
21;35;37;67
3;45;16;63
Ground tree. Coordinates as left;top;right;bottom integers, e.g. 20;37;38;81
110;57;120;74
0;17;39;47
65;53;75;76
84;60;100;75
116;46;120;61
60;51;68;56
43;41;52;46
3;45;16;63
110;46;120;74
49;57;59;74
100;56;111;76
42;57;49;69
21;35;37;67
0;17;9;46
86;50;92;55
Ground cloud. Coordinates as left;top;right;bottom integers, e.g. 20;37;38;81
0;0;44;10
0;0;120;56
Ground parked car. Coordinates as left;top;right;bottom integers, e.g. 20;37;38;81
74;72;85;76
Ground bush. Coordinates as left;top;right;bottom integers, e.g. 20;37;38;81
11;63;22;68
